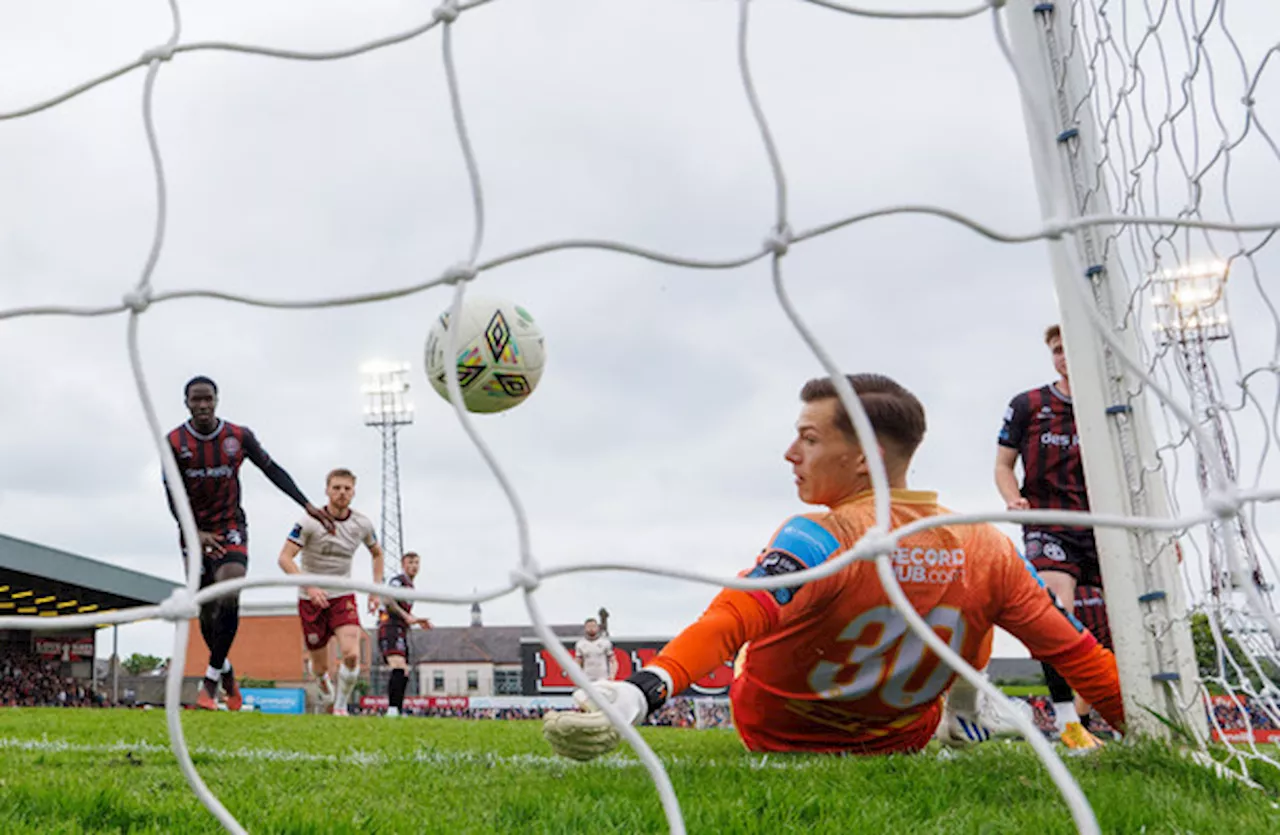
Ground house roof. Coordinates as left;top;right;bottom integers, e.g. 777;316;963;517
407;623;582;664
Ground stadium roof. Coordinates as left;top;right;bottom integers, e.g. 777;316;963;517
0;533;181;619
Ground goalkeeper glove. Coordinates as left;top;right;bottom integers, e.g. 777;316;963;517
542;669;672;761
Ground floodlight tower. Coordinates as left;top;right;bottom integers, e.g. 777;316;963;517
1152;264;1276;642
362;361;414;579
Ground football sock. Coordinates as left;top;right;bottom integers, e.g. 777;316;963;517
389;668;408;710
946;676;979;715
203;665;220;698
336;664;359;709
1054;700;1081;729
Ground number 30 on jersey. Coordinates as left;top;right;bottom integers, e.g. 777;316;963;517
807;606;966;709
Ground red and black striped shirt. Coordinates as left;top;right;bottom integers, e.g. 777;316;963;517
166;420;272;529
998;384;1089;533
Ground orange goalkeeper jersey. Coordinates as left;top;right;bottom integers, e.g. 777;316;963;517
648;489;1123;753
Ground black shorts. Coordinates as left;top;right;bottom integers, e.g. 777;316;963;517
378;621;409;662
181;523;249;588
1024;528;1101;588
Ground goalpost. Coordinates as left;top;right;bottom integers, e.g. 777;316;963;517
2;1;1279;833
1006;0;1280;773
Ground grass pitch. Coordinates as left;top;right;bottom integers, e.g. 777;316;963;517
0;709;1276;834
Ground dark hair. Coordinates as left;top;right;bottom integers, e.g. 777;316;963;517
402;551;420;561
1044;324;1062;345
799;374;926;457
184;376;218;397
584;617;598;625
326;468;357;486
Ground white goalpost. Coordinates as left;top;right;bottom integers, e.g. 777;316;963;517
1006;0;1280;777
1;1;1279;834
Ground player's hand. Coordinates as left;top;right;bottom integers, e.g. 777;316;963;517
305;586;329;608
198;531;226;557
367;594;380;614
305;503;337;534
1006;498;1031;511
414;617;433;629
542;681;647;762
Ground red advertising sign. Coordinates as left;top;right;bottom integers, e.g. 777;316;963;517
525;642;733;696
360;696;469;710
33;634;95;662
1208;694;1280;742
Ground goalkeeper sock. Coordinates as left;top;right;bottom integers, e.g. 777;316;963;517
945;675;980;715
388;668;408;710
1054;700;1080;730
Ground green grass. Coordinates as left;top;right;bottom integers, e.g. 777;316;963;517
0;709;1276;834
998;684;1050;697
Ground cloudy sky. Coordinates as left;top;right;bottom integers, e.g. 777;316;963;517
3;0;1279;664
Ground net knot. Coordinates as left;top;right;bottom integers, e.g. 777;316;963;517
122;288;152;314
157;588;199;622
140;44;176;64
852;526;897;561
433;1;461;23
1205;488;1241;520
1042;216;1069;240
763;225;793;256
986;0;1007;8
442;262;478;285
509;563;541;592
1242;95;1256;108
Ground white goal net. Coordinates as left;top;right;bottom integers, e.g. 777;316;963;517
1;1;1279;834
1008;0;1280;782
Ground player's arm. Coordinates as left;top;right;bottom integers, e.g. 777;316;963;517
996;396;1030;510
278;523;326;607
365;539;385;613
242;429;335;532
544;588;772;760
606;640;618;680
381;574;419;626
993;539;1125;730
544;515;840;761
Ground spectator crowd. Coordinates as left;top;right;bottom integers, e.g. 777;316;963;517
0;652;106;708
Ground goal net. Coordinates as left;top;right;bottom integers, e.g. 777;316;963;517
1;1;1278;834
1006;0;1280;783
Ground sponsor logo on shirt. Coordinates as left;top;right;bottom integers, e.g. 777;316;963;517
185;465;234;479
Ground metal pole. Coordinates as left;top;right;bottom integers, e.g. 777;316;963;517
112;625;119;705
1006;0;1203;739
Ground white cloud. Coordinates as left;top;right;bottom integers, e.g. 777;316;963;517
3;0;1279;672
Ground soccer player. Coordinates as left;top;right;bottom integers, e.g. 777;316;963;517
377;551;431;717
996;325;1111;749
278;468;382;717
166;376;334;711
543;374;1125;760
574;618;618;682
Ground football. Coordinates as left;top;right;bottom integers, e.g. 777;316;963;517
424;296;546;413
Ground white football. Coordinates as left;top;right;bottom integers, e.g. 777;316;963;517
424;296;546;413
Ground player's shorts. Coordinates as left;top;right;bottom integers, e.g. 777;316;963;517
728;673;940;755
1074;585;1112;650
181;523;249;587
298;593;361;651
1023;528;1102;588
378;620;409;662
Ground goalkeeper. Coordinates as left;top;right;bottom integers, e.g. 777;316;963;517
544;374;1125;759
